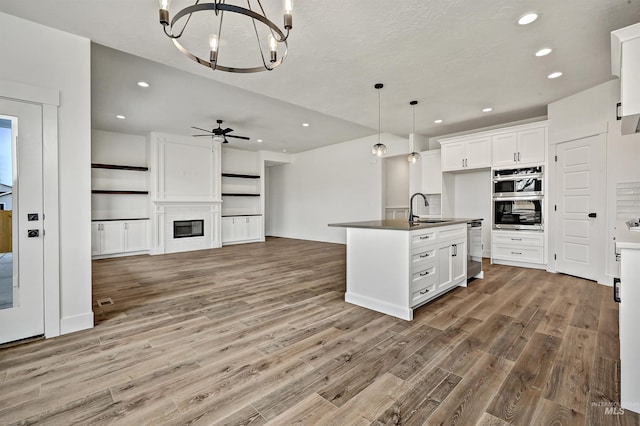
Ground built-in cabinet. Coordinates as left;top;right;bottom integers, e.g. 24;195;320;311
491;230;544;266
221;215;262;245
491;127;545;167
440;137;491;172
421;150;442;194
91;219;149;256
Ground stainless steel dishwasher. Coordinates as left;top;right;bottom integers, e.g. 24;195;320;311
467;220;483;279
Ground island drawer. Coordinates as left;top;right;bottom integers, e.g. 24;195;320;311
411;265;437;290
411;282;437;307
411;248;437;270
411;230;437;248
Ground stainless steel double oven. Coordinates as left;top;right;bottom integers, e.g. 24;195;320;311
492;166;543;230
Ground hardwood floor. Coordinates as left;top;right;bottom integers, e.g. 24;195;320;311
1;237;639;425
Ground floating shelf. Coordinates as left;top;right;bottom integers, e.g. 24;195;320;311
92;218;150;222
221;173;260;179
222;193;260;197
92;163;149;172
92;190;149;195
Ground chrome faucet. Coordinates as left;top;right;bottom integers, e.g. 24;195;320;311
409;192;429;222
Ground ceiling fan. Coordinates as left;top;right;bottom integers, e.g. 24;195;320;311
192;119;250;143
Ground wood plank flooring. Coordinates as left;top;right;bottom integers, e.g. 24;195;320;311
1;237;639;425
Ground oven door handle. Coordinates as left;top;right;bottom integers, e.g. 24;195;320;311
493;195;543;201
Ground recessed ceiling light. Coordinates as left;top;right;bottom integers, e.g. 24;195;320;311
548;71;563;79
282;149;287;153
302;123;310;127
257;139;263;143
116;114;126;119
434;119;443;124
535;48;552;57
482;107;493;113
518;13;538;25
137;81;150;88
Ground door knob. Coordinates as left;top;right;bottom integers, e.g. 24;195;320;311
588;213;597;218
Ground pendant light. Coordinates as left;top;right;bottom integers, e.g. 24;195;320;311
407;100;421;163
371;83;387;157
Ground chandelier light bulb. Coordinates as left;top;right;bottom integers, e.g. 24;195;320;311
269;34;278;62
159;0;170;11
209;34;218;63
284;0;293;29
158;0;170;26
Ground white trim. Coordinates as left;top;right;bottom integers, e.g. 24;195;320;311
0;80;62;338
345;292;413;321
0;80;59;106
60;312;94;335
548;120;609;145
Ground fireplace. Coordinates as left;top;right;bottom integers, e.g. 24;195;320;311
173;220;204;239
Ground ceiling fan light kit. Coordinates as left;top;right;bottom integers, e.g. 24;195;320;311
159;0;293;73
192;119;250;143
372;83;387;157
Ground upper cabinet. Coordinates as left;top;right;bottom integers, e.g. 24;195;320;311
439;121;547;172
421;150;442;194
612;23;640;135
491;127;545;167
440;137;491;172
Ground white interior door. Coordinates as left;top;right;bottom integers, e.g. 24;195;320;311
555;134;606;281
0;99;44;344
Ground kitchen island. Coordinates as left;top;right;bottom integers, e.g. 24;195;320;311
329;218;482;320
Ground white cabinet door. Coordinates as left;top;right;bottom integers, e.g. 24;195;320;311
517;127;545;164
491;133;518;167
124;221;148;252
421;150;442;194
246;216;262;240
91;223;102;256
451;239;467;284
465;137;491;169
100;221;125;254
441;142;465;171
221;217;234;244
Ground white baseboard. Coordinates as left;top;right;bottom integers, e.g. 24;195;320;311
60;312;94;335
345;292;413;321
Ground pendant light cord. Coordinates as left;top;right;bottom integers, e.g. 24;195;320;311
378;89;381;144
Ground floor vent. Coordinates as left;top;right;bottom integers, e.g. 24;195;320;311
96;297;114;307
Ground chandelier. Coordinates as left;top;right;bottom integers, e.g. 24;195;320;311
158;0;293;73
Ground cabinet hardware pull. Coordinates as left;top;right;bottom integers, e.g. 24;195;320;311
419;253;430;258
518;152;521;161
511;238;522;241
420;271;430;276
452;244;457;256
419;235;430;240
419;289;430;294
511;251;522;255
613;278;621;303
514;152;517;162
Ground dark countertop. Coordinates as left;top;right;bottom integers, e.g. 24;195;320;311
328;218;483;231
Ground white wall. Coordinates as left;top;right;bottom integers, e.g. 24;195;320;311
548;79;640;282
384;155;410;208
0;12;92;334
266;133;408;243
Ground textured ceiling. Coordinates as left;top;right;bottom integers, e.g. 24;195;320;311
1;1;639;153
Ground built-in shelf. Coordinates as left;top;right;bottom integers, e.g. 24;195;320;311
91;163;149;172
221;193;260;197
92;190;149;195
92;218;149;222
221;173;260;179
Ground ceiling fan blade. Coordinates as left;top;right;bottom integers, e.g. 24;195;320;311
192;126;213;133
226;135;250;140
192;134;213;137
221;128;234;134
222;136;229;144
